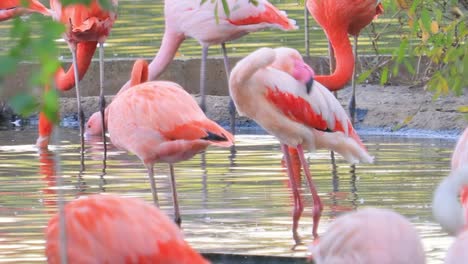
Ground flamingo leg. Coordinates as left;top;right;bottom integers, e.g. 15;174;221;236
200;45;209;113
221;43;236;136
98;42;107;156
349;35;358;125
281;144;303;246
296;144;323;239
146;164;159;207
327;39;338;170
169;163;181;227
71;43;85;154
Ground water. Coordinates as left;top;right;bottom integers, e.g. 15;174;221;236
0;127;459;263
0;1;406;58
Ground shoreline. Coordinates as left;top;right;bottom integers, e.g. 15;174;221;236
3;84;465;139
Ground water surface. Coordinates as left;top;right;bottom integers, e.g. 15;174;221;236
0;127;458;263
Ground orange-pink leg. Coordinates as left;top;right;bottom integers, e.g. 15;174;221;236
296;144;323;239
36;111;54;149
281;144;303;246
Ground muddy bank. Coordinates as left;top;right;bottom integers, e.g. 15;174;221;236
51;84;467;132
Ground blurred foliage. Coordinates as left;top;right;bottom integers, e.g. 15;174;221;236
382;0;467;99
1;0;466;123
0;0;111;124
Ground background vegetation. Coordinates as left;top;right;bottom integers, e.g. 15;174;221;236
0;0;466;123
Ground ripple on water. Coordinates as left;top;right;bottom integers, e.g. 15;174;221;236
0;128;459;263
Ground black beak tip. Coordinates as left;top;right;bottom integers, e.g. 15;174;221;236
306;78;314;94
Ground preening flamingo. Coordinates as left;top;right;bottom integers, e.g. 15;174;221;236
308;208;425;264
36;0;117;151
306;0;383;123
432;127;468;263
229;47;373;242
112;0;296;136
0;0;49;21
45;194;209;263
107;59;234;224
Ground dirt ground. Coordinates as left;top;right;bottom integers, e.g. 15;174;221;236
49;84;466;132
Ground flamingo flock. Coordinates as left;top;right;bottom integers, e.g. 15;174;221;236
2;0;467;263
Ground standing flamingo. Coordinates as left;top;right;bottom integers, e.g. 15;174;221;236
45;194;209;263
308;208;425;263
229;47;373;243
0;0;49;21
306;0;383;124
107;59;234;224
38;0;117;152
432;127;468;263
113;0;296;136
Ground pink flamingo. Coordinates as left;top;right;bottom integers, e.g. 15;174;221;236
110;0;297;136
308;208;425;263
306;0;383;123
229;47;373;242
107;59;234;224
35;0;118;151
45;194;209;263
432;127;468;263
0;0;49;21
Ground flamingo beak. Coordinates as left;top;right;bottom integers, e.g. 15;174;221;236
306;77;314;94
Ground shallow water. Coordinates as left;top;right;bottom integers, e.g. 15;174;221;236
0;127;459;263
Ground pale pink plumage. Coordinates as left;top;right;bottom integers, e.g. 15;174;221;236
452;127;468;170
308;208;425;264
433;127;468;263
45;194;209;264
104;0;297;135
229;47;372;242
107;59;234;222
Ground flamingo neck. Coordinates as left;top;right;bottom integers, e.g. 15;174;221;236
147;29;185;81
54;41;97;91
315;29;354;91
130;59;149;87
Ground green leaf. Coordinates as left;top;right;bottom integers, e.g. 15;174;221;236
61;0;92;6
420;9;431;32
0;56;19;76
214;2;219;24
380;67;388;86
42;89;60;124
9;94;39;117
357;69;373;84
221;0;230;17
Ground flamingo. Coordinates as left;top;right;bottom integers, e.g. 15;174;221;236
306;0;383;124
308;208;425;263
107;59;234;224
35;0;118;152
109;0;296;137
0;0;49;21
432;127;468;263
45;194;209;263
229;47;373;242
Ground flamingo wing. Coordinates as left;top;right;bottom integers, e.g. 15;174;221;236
227;0;297;30
116;82;233;145
263;69;366;149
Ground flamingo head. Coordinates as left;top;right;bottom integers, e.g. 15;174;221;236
271;47;315;94
85;111;103;137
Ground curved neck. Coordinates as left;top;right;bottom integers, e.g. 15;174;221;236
147;29;185;81
130;60;149;87
54;41;97;91
315;29;354;91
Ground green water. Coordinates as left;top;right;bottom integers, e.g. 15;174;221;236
0;128;458;263
0;0;406;59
